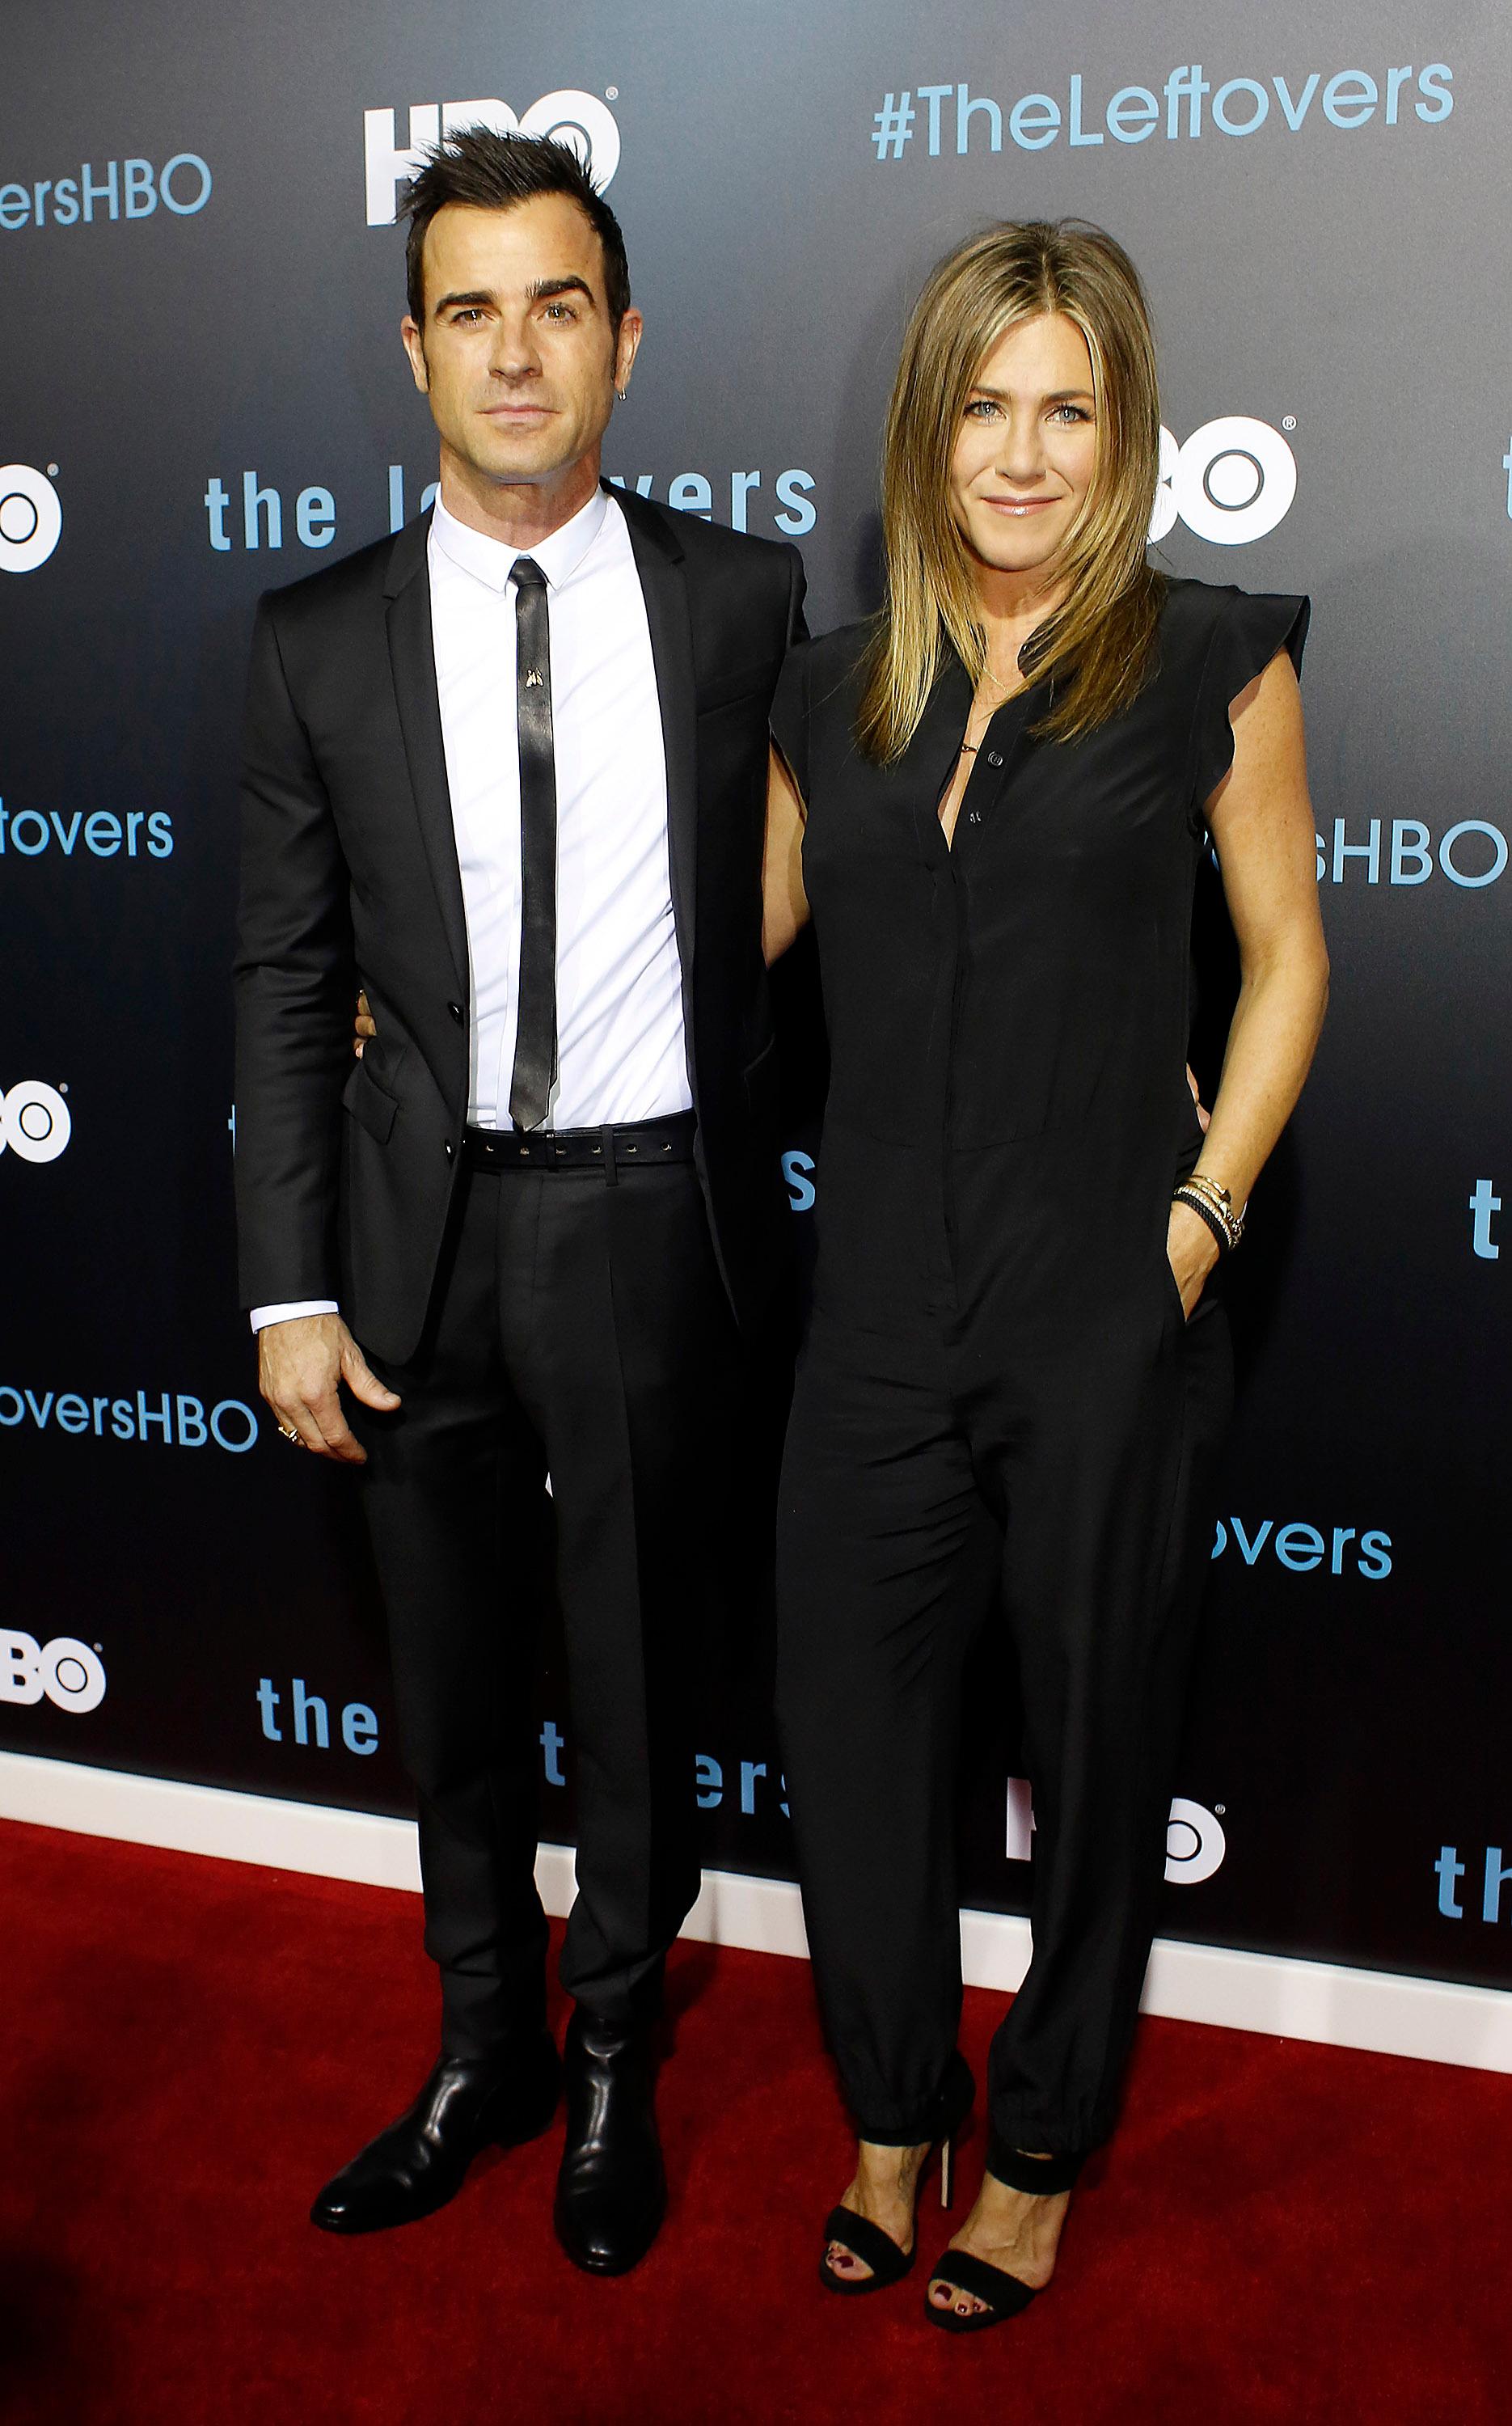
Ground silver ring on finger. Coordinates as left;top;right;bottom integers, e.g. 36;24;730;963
278;1423;302;1444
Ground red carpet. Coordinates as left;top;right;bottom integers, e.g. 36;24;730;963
2;1822;1509;2426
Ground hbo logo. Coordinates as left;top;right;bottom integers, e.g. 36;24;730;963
1008;1781;1227;1884
1164;1796;1227;1886
1;1632;107;1714
365;93;620;224
0;464;61;573
1150;417;1297;547
0;1080;70;1163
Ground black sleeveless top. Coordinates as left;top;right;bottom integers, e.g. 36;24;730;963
771;578;1309;1343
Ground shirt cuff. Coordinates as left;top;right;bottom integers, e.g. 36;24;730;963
250;1300;340;1333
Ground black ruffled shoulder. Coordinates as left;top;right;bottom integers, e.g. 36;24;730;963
769;622;871;802
1185;582;1310;813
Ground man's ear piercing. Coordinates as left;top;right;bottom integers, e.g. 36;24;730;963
615;386;629;402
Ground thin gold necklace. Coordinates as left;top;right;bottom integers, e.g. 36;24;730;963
960;670;1017;754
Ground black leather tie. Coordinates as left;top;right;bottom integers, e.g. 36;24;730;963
509;556;557;1131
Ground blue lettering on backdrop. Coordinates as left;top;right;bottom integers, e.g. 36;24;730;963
0;154;211;228
204;463;821;548
871;65;1453;158
0;1386;259;1448
1316;818;1508;886
292;1677;328;1749
0;801;173;858
1435;1847;1465;1917
1009;95;1059;151
386;465;441;530
956;84;1001;154
257;1676;379;1755
205;464;817;548
1212;78;1269;135
342;1704;378;1755
606;468;818;538
202;474;340;553
1469;1180;1501;1260
534;1725;788;1818
669;473;713;518
1107;87;1160;142
1483;1849;1512;1925
774;471;817;535
782;1150;817;1212
539;1718;566;1786
1211;1518;1392;1577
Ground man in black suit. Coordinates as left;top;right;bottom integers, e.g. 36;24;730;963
234;129;803;2275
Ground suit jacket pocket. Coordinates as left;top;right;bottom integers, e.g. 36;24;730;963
343;1057;399;1146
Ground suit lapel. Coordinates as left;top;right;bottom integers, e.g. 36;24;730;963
617;488;699;991
383;512;469;997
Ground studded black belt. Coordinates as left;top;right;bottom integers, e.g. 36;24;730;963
462;1111;698;1174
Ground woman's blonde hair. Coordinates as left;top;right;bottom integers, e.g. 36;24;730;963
856;219;1164;760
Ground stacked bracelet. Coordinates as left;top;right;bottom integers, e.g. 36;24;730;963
1172;1172;1246;1253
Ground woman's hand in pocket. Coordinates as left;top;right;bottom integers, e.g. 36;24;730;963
1166;1198;1220;1320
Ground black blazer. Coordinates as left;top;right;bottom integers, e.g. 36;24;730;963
233;487;807;1366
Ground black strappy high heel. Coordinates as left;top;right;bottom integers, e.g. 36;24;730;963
923;2144;1081;2332
819;2054;974;2296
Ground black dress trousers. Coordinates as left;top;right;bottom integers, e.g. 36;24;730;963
354;1149;737;2058
770;579;1308;2165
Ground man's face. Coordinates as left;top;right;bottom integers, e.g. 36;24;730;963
401;193;640;492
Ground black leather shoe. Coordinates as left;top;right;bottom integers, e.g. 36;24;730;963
310;2035;561;2234
552;2008;666;2275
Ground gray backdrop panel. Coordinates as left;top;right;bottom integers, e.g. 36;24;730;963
2;0;1507;1989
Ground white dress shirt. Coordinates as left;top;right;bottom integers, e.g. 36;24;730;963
251;485;689;1333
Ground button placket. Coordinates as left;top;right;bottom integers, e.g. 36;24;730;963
954;695;1038;860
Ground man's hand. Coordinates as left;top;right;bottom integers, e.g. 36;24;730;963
258;1312;399;1464
354;989;376;1059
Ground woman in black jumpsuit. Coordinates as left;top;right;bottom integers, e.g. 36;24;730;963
763;224;1328;2328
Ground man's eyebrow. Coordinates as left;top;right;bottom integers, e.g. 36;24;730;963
527;275;597;306
433;289;495;315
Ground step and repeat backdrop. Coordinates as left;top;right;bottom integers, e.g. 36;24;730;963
2;0;1508;1996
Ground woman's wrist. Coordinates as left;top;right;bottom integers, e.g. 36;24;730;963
1171;1187;1232;1260
1188;1167;1247;1219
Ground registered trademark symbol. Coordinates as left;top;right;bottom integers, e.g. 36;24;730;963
1282;416;1297;433
606;86;619;99
94;1644;102;1654
47;463;59;477
1214;1804;1226;1815
58;1082;68;1094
